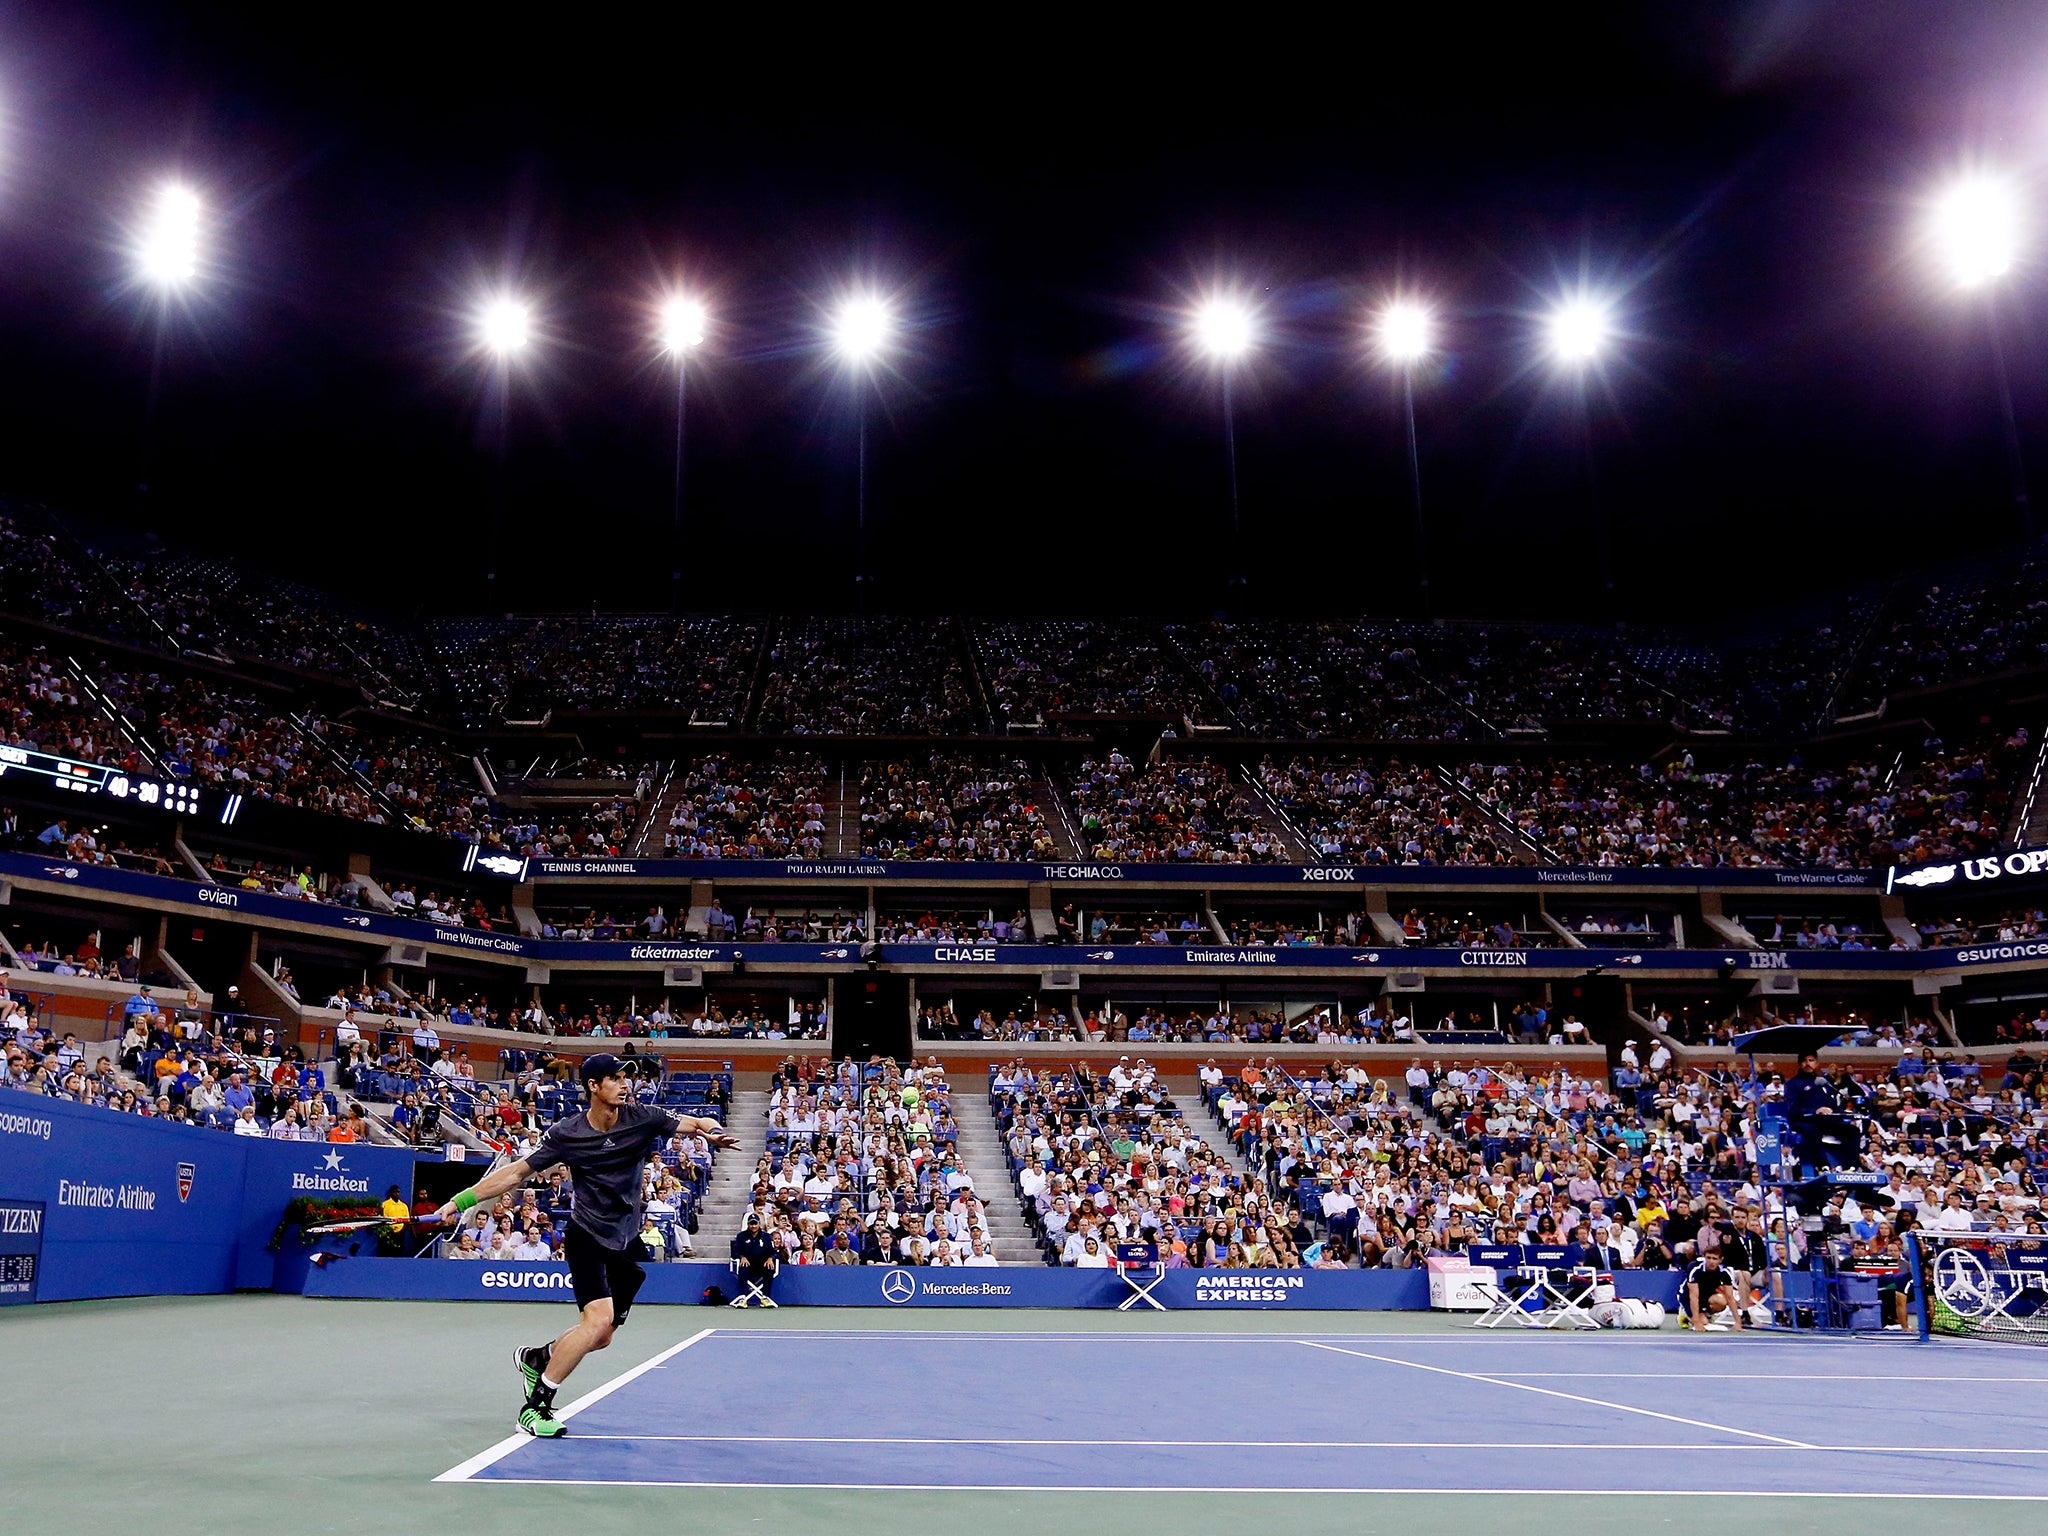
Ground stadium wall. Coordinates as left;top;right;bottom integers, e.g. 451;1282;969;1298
0;1101;1695;1311
294;1256;1687;1310
0;1095;416;1303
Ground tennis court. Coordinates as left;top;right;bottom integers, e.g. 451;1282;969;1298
13;1297;2048;1536
441;1326;2048;1498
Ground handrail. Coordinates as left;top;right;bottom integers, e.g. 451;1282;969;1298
103;1003;286;1041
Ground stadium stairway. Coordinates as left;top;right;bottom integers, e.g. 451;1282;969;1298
821;767;853;856
951;1091;1044;1262
1173;1090;1254;1180
683;1089;770;1262
628;774;694;857
1026;772;1082;859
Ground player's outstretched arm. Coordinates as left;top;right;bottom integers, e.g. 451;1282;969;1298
434;1158;533;1224
677;1113;742;1150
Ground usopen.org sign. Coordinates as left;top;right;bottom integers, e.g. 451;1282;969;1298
1889;848;2048;894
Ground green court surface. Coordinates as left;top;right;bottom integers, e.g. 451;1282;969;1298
7;1295;2045;1536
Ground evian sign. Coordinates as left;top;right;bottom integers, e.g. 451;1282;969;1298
1889;848;2048;894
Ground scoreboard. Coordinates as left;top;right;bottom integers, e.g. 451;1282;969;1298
0;744;200;816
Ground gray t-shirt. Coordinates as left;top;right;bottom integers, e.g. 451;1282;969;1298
525;1102;681;1249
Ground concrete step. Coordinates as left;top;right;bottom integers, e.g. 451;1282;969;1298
1171;1091;1252;1177
952;1089;1048;1266
686;1090;772;1259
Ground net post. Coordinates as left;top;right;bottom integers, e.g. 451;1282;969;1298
1906;1228;1930;1342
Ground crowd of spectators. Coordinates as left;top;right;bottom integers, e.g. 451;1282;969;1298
1204;1043;2047;1277
978;620;1209;729
754;618;980;735
873;907;1029;943
989;1058;1288;1267
100;552;433;706
1168;621;1473;738
1388;907;1556;949
428;616;761;723
654;753;826;859
1431;738;2017;870
915;1003;1075;1041
858;755;1061;861
742;1057;999;1267
0;637;153;770
1055;904;1214;945
1256;756;1522;866
1213;908;1364;947
0;507;153;640
1069;751;1289;863
1840;554;2048;713
0;977;354;1138
1916;906;2048;949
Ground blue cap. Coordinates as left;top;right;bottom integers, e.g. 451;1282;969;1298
579;1053;628;1086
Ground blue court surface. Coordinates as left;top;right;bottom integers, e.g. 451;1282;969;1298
438;1327;2048;1498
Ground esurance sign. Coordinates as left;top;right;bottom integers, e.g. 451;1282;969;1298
1888;849;2048;895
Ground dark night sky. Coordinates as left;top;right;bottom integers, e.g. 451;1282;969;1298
2;2;2048;621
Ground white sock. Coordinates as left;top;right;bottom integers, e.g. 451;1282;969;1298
540;1373;563;1391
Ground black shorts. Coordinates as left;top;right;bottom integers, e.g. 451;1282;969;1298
564;1224;648;1323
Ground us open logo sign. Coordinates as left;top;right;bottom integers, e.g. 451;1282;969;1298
176;1162;195;1203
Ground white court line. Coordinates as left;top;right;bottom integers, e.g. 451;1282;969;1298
442;1480;2048;1498
556;1435;2048;1454
1488;1373;2048;1383
707;1328;1978;1353
1296;1339;1815;1449
434;1327;718;1483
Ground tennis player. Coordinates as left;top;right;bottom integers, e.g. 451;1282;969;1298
434;1053;740;1437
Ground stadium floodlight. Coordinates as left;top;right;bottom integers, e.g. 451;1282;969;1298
136;182;201;289
1928;172;2022;290
1920;170;2034;538
659;295;707;355
1377;300;1433;366
832;294;892;365
1192;295;1255;362
659;294;708;613
479;295;532;358
1373;299;1436;614
1545;294;1611;367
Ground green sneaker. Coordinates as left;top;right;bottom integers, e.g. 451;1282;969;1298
517;1398;566;1438
513;1345;550;1398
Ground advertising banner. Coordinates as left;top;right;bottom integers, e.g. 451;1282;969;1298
297;1256;1684;1311
0;1095;419;1302
0;851;1992;979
